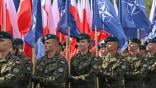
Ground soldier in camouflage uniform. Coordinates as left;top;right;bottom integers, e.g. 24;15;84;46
144;38;156;88
69;33;101;88
31;34;68;88
0;31;28;88
98;37;126;88
125;38;147;88
12;38;32;88
98;42;108;57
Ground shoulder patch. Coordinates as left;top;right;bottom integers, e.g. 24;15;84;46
58;67;64;73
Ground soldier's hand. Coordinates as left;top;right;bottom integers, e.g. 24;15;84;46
31;75;43;83
97;72;110;78
67;75;74;82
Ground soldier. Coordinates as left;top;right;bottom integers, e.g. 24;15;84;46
69;33;101;88
12;38;32;88
144;38;156;88
31;34;68;88
98;36;126;88
138;45;147;58
125;38;146;88
98;42;108;57
0;31;27;88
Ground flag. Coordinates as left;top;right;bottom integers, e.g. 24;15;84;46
92;0;127;50
149;0;156;25
17;0;32;35
119;0;152;38
144;0;156;41
6;0;21;38
24;0;43;59
58;0;80;38
0;0;2;28
13;0;20;12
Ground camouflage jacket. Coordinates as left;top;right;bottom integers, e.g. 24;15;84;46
101;53;126;81
125;56;146;80
70;53;101;88
0;53;26;88
36;55;68;88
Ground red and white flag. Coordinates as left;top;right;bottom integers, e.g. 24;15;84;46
17;0;32;35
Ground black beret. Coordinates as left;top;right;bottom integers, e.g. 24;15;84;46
76;33;90;42
139;45;146;50
13;38;23;45
146;38;156;44
128;38;141;44
105;36;119;43
42;34;58;43
98;43;106;49
0;31;13;41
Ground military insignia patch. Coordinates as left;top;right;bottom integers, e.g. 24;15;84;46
121;65;126;70
93;65;98;69
60;61;65;64
12;68;20;73
27;67;31;71
15;60;20;64
58;67;64;72
143;64;148;68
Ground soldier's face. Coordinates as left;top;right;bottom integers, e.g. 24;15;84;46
106;42;118;52
0;38;12;52
77;39;90;51
44;39;58;52
146;43;156;53
139;49;146;55
99;47;107;56
128;43;139;51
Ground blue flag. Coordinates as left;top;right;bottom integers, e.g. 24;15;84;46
24;0;44;59
119;0;152;38
58;0;80;38
92;0;128;50
24;0;43;47
144;1;156;41
13;0;20;12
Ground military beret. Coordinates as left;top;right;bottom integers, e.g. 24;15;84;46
139;45;146;50
76;33;90;42
13;38;23;45
42;34;58;43
98;43;106;49
146;38;156;44
105;36;119;43
0;31;13;41
128;38;141;44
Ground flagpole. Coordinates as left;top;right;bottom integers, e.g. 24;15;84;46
66;27;71;88
95;26;99;88
32;44;38;88
137;28;140;39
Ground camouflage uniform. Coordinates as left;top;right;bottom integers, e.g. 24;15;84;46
144;54;156;88
99;53;126;88
35;55;68;88
124;56;147;88
70;53;101;88
0;53;26;88
15;50;32;88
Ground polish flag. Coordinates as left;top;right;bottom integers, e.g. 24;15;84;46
17;0;32;35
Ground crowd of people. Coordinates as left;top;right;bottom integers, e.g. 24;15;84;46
0;31;156;88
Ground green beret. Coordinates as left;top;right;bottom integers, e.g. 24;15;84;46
146;38;156;44
13;38;23;45
128;38;141;44
98;43;106;49
76;33;90;42
105;36;119;43
42;34;58;43
139;45;146;50
0;31;13;41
